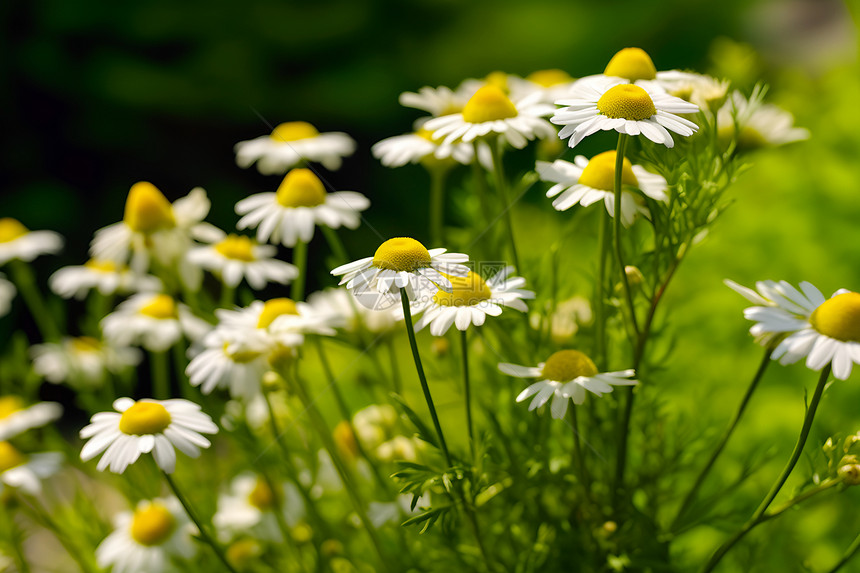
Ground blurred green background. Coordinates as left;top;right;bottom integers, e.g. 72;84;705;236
3;0;860;570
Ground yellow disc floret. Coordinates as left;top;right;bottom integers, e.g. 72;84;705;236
578;151;639;192
433;271;492;307
0;218;28;243
130;503;176;546
84;259;119;273
275;168;327;208
527;69;573;87
270;121;319;142
597;84;657;120
139;294;177;320
0;442;25;473
0;396;23;420
248;478;276;510
372;237;432;272
604;48;657;81
810;292;860;342
541;350;598;382
119;401;172;436
123;182;176;234
257;298;299;329
462;86;519;124
215;235;257;262
71;336;102;353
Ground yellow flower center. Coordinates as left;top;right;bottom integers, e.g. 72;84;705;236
139;294;178;320
247;478;276;510
270;121;319;142
257;298;299;329
227;539;261;568
372;237;432;272
526;69;572;87
119;402;172;435
130;503;176;546
541;350;598;382
275;168;327;208
810;292;860;343
597;84;657;120
461;86;518;124
71;336;102;353
0;442;25;473
0;397;24;420
84;259;119;273
603;47;657;81
578;151;639;192
222;342;262;364
214;235;257;262
0;218;28;243
123;182;176;234
415;128;435;141
432;271;492;307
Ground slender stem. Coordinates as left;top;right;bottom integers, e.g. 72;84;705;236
568;406;590;494
162;471;241;573
759;477;843;524
9;260;61;341
461;330;475;458
219;283;235;309
490;138;521;271
672;348;772;531
321;226;349;265
828;527;860;573
257;470;305;570
594;210;610;370
150;350;170;399
611;133;639;338
701;365;832;573
291;239;308;301
429;167;449;246
399;288;452;466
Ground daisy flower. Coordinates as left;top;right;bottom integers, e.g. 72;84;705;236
0;396;62;441
717;87;809;150
31;336;141;389
331;237;469;306
652;70;729;115
399;85;474;117
552;80;699;148
213;473;305;540
0;273;14;316
0;441;62;495
187;232;298;289
96;498;196;573
306;287;401;336
49;259;161;300
407;267;534;336
90;183;219;287
424;85;556;149
236;168;370;248
372;128;474;169
0;217;63;266
499;350;637;419
234;121;356;174
507;69;577;105
101;293;210;352
726;279;860;380
80;398;218;474
537;151;668;226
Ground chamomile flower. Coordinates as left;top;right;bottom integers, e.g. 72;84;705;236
0;396;62;441
399;85;474;117
407;267;534;336
372;128;474;168
717;87;809;150
726;279;860;380
187;232;298;289
235;121;356;174
0;273;14;316
236;168;370;248
213;473;305;540
0;218;63;265
508;69;577;105
424;85;556;149
96;498;196;573
499;350;637;419
331;237;469;305
552;80;699;148
90;183;220;287
80;398;218;474
653;70;729;115
537;151;668;226
0;442;62;495
49;259;161;300
306;287;401;335
101;293;210;352
31;336;141;389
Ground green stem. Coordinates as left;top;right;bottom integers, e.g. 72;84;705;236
594;210;610;370
568;406;591;494
828;527;860;573
701;365;832;573
429;167;449;246
671;347;772;532
150;350;170;399
18;500;98;573
291;239;308;301
461;329;475;458
611;133;639;338
759;477;843;524
162;471;241;573
490;138;521;272
321;226;349;265
257;469;306;571
399;288;452;466
9;260;61;341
